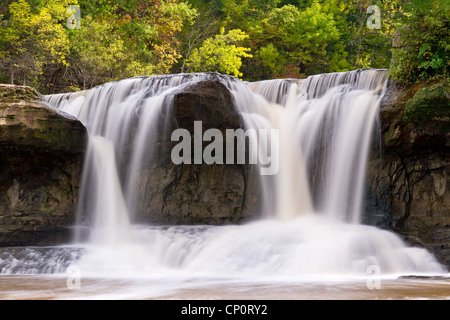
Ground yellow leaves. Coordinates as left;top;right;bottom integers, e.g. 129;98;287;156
125;61;154;78
153;44;182;74
159;0;197;30
355;52;371;69
9;0;31;23
4;0;71;73
186;28;252;78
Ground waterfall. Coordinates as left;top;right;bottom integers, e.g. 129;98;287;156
243;69;388;222
13;69;444;279
46;74;226;244
298;69;388;223
82;136;131;247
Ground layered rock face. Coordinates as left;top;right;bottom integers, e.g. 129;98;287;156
365;79;450;267
0;84;87;246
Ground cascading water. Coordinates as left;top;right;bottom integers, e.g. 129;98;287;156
1;70;447;286
297;70;389;223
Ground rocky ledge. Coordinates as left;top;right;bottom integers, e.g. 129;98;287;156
0;84;87;246
1;77;448;271
365;79;450;267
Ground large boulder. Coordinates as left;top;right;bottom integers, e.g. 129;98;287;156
0;84;87;246
365;79;450;267
129;79;263;225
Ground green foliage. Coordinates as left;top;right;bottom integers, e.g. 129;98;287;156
247;1;351;78
68;15;152;89
330;1;402;72
0;0;447;92
0;0;196;92
257;44;285;76
185;27;252;77
389;0;449;85
0;0;74;89
404;81;450;130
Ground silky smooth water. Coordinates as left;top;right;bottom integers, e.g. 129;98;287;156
1;70;447;299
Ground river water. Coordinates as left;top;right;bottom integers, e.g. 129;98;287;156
2;71;448;300
1;274;449;300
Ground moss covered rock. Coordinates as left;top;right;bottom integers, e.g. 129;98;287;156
404;81;449;131
0;84;41;103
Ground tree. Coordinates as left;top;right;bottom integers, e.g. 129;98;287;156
389;0;449;84
185;27;252;77
2;0;439;90
247;2;347;78
75;0;197;82
256;43;286;77
343;0;403;70
176;4;221;73
138;0;197;74
67;16;149;90
0;0;197;92
0;0;74;90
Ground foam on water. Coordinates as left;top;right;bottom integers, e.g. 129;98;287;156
2;71;446;287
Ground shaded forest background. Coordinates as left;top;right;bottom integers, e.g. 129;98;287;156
0;0;448;94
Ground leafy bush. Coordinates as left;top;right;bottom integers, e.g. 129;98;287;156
404;81;450;131
389;0;449;85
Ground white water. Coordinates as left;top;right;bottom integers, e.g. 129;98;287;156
1;71;447;290
83;136;131;247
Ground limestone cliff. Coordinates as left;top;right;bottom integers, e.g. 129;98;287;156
0;84;87;246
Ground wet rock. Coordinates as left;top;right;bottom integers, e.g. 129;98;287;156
129;78;263;225
365;79;450;267
0;84;87;246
